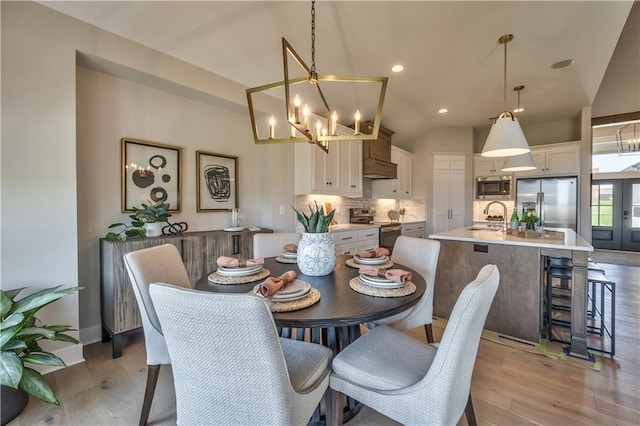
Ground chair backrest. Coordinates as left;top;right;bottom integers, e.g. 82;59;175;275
123;244;191;363
388;236;441;329
253;232;301;258
416;264;499;425
149;283;302;425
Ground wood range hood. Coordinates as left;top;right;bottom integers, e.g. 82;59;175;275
361;121;398;179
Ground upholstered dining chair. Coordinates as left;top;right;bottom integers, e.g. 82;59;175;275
149;283;333;425
368;236;441;342
123;244;192;426
328;264;500;426
253;232;301;258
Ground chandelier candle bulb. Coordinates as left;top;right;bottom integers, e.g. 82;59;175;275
303;104;310;130
289;114;296;137
331;111;338;136
294;94;301;123
316;120;322;138
269;116;276;139
354;110;361;134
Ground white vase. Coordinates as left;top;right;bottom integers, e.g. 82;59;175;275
297;232;336;276
144;222;164;237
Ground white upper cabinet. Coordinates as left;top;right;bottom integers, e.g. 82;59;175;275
474;156;507;177
372;146;414;199
514;142;580;178
339;140;363;197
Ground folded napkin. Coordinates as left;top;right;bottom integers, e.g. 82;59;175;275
259;270;297;298
283;244;298;253
216;256;264;268
356;247;390;258
359;266;412;284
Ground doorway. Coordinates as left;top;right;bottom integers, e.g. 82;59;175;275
592;178;640;251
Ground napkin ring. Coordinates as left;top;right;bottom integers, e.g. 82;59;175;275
377;269;388;278
238;259;247;268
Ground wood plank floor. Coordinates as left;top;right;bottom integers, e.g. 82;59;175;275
9;263;639;425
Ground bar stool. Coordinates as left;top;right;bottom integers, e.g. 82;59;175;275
587;270;616;355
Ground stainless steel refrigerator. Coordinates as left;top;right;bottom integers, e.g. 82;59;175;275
516;177;578;231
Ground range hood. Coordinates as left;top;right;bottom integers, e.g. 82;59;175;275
361;121;397;179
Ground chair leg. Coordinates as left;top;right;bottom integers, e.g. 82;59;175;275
326;388;344;426
139;364;161;426
424;323;434;343
465;394;477;426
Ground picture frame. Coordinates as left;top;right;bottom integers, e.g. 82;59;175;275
196;151;238;212
121;138;182;212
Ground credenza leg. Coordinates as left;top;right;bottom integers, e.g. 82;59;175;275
112;333;123;359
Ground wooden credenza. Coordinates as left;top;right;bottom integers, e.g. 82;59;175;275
100;228;271;358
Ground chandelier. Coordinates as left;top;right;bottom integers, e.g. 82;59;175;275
246;0;388;153
616;122;640;156
482;34;530;158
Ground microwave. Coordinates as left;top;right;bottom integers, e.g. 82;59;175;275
475;176;512;200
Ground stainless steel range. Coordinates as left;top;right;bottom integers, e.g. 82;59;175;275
349;208;402;250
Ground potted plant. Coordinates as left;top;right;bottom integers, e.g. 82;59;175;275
292;202;336;276
398;208;407;222
1;286;80;423
106;200;171;240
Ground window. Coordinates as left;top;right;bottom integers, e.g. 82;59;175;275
591;183;613;227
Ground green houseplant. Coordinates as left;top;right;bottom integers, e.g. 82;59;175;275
292;202;337;276
1;286;80;408
106;200;172;240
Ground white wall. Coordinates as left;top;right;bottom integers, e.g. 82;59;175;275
2;2;296;357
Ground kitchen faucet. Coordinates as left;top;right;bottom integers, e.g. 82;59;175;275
483;201;508;233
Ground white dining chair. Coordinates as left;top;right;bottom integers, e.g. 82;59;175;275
123;244;192;426
253;232;301;258
368;236;441;342
328;264;500;426
149;283;333;425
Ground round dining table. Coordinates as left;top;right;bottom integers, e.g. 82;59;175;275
195;254;426;423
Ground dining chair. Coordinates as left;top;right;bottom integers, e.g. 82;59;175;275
368;236;441;342
253;232;301;258
123;244;192;426
148;283;333;425
328;264;500;426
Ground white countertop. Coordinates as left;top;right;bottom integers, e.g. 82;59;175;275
329;224;380;232
429;226;593;252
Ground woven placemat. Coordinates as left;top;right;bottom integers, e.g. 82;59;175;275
208;268;271;285
345;258;394;269
276;256;297;264
253;287;321;313
349;277;416;298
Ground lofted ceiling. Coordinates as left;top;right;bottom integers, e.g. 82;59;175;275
40;1;634;146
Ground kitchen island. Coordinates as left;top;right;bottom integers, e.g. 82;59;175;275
429;226;593;356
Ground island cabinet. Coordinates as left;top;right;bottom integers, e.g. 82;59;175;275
100;228;270;358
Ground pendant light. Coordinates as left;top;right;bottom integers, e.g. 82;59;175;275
482;34;530;158
502;85;537;171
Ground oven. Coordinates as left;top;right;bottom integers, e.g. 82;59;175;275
349;208;401;251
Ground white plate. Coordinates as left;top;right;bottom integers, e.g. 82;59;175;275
359;276;405;289
281;251;297;259
353;255;389;265
224;227;245;232
217;265;263;277
359;273;395;284
218;264;262;273
253;280;311;301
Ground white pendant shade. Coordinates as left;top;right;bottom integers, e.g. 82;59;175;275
501;151;536;171
481;116;530;157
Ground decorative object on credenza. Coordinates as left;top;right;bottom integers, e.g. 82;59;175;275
293;202;336;276
121;138;182;213
0;285;80;419
105;200;171;240
196;151;238;212
163;220;188;236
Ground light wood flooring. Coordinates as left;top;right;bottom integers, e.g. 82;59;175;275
9;263;639;425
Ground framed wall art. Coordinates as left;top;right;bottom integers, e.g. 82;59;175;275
121;138;182;212
196;151;238;212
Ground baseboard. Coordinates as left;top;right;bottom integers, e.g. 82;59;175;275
79;324;104;346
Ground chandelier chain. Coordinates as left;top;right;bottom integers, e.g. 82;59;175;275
503;39;507;112
311;0;316;74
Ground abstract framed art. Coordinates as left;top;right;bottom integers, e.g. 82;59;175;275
196;151;238;212
121;138;182;212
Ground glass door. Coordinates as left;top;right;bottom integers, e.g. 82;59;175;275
622;179;640;251
592;178;640;252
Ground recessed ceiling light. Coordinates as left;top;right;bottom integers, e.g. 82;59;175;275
513;107;524;113
551;59;575;69
438;108;448;114
391;64;404;73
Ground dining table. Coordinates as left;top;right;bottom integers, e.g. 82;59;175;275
195;254;426;424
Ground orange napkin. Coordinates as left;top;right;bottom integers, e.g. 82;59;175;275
359;266;412;284
217;256;264;268
259;270;297;298
356;247;390;258
283;244;298;253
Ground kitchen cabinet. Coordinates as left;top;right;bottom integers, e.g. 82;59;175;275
372;146;414;199
362;122;397;179
514;142;580;178
100;229;270;358
339;140;363;197
333;228;379;255
474;155;507;177
401;222;426;238
433;154;466;233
